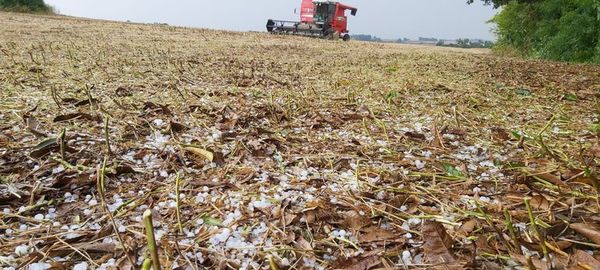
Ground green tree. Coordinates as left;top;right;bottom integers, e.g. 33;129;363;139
0;0;53;13
476;0;600;64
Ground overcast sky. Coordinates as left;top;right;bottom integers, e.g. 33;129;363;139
45;0;499;40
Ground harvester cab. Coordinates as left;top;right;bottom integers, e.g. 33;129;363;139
267;0;357;41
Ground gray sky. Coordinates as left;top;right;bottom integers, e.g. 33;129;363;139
45;0;499;40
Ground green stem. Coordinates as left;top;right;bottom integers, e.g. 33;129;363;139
144;209;161;270
524;198;548;258
175;173;183;235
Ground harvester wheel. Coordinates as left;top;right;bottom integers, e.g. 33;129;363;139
342;34;350;41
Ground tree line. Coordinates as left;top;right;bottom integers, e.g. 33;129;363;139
472;0;599;64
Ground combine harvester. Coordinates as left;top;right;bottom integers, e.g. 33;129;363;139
266;0;358;41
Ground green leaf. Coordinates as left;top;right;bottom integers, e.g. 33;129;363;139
33;137;57;150
442;163;464;178
564;93;578;101
511;131;522;139
202;216;223;227
514;88;531;96
385;90;399;102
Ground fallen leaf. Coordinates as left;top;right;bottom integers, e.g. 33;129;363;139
342;210;371;231
201;216;223;227
456;219;478;238
570;223;600;245
30;137;58;158
569;250;600;270
184;146;214;162
530;193;551;210
358;227;397;243
511;253;550;270
53;112;101;123
422;220;456;264
404;131;426;141
334;255;380;270
294;236;313;253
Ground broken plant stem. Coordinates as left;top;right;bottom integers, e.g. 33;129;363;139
476;201;513;253
537;114;555;138
144;209;162;270
104;116;112;156
175;173;183;235
503;208;521;255
268;255;279;270
97;156;136;267
142;258;153;270
58;128;66;160
524;197;548;258
355;160;361;192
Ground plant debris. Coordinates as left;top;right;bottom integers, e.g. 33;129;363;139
1;12;600;270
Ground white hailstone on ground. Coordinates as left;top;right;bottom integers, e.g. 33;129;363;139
97;258;116;270
159;170;169;177
210;228;232;246
33;214;44;221
401;250;413;264
407;217;421;226
52;165;65;174
414;160;425;170
3;208;10;214
145;131;171;149
404;233;413;239
152;119;165;127
514;223;527;232
28;263;52;270
155;229;165;241
14;245;30;257
413;253;424;264
479;196;491;203
73;262;88;270
88;199;98;206
251;200;272;209
168;201;177;208
83;209;93;216
479;160;495;167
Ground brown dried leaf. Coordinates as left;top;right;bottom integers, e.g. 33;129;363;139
333;255;380;270
456;219;478;238
184;146;214;162
358;227;397;243
294;236;313;253
569;250;600;270
530;193;551;210
570;223;600;245
53;112;101;123
422;220;456;264
511;253;551;270
343;210;371;231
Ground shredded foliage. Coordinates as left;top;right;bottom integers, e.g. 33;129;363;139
1;12;600;269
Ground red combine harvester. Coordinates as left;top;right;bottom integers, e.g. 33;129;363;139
266;0;357;41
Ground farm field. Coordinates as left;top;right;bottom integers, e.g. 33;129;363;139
1;12;600;269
